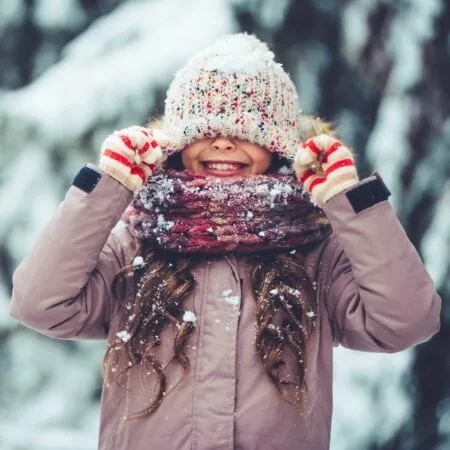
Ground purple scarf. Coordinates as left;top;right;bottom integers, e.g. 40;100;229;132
124;170;331;254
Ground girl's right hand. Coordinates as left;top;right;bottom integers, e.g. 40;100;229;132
293;134;359;205
99;125;168;191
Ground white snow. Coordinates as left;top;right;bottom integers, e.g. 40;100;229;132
230;0;290;31
224;295;240;306
366;0;443;209
155;214;174;232
132;256;145;269
33;0;86;32
366;96;413;208
221;289;240;307
183;310;197;325
0;0;24;28
0;0;237;145
421;181;450;287
116;330;132;342
2;332;102;449
295;43;329;113
341;0;378;64
332;347;413;449
386;0;442;92
186;33;279;74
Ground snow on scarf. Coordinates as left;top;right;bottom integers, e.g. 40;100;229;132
124;169;331;253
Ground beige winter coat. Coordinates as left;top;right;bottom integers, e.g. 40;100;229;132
10;168;441;450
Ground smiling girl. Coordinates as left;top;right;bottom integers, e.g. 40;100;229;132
10;34;440;450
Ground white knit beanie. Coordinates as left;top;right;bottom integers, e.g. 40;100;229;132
162;33;302;161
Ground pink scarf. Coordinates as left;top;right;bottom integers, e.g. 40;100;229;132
124;170;331;254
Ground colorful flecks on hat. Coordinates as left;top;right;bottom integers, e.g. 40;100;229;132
162;33;303;161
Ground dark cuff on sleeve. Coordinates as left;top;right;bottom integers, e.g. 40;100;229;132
72;165;102;193
345;172;391;213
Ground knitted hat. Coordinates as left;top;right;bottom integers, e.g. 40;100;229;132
162;33;302;161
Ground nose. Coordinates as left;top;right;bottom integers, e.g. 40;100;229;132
211;137;236;152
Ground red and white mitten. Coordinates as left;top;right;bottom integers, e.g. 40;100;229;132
293;134;359;205
99;126;167;191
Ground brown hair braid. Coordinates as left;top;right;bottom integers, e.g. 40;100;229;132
248;251;317;409
103;245;198;420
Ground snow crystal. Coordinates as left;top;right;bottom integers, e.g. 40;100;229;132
221;289;240;306
268;181;294;200
277;165;292;174
254;183;270;195
116;330;132;343
224;295;240;306
155;214;174;232
150;178;175;206
306;311;316;318
286;287;301;296
269;288;278;295
209;189;228;201
183;310;197;325
132;256;145;269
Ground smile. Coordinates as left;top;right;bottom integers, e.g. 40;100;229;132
202;161;247;170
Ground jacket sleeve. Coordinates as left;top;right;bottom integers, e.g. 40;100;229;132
9;165;134;340
322;176;441;352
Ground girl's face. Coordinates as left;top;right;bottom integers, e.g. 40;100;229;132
181;137;273;178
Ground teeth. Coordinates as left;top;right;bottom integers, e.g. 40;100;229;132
205;162;243;171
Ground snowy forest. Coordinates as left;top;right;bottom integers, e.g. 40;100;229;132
0;0;449;449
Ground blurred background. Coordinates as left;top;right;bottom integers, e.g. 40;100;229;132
0;0;449;449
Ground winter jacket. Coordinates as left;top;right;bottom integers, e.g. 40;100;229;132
10;167;441;450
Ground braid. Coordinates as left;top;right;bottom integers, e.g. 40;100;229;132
104;246;197;420
250;251;317;410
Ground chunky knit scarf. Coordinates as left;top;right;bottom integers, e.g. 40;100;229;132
124;170;331;254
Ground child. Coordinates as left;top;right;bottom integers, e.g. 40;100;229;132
10;33;440;450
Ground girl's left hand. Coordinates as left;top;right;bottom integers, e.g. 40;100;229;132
293;134;359;205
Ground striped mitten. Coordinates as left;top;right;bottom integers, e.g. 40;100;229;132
293;134;359;205
99;126;167;192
